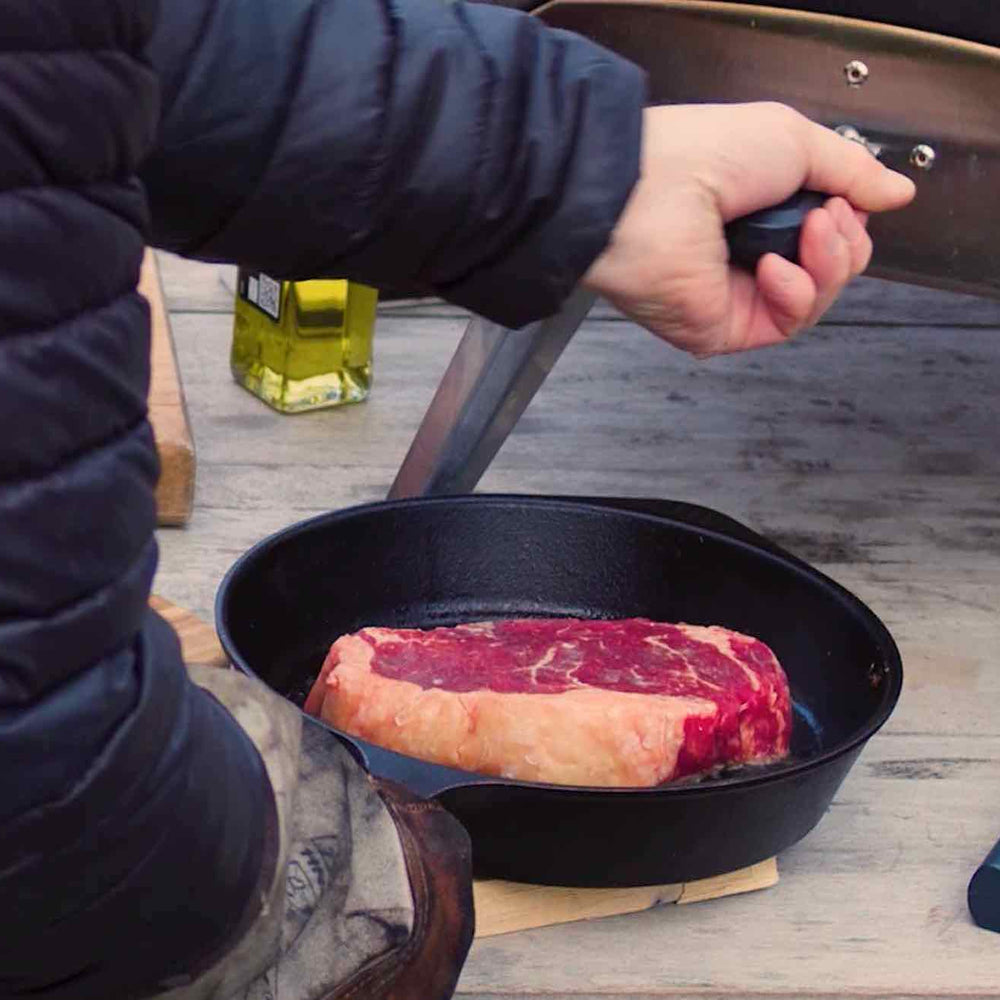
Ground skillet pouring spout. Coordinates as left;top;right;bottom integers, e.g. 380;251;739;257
218;494;902;887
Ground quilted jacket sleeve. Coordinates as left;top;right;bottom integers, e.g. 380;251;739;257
0;4;276;999
141;0;647;327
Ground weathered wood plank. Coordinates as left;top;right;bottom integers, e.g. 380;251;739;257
154;252;237;314
474;860;777;938
148;595;227;668
142;251;196;526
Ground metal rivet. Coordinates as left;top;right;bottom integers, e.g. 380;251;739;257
844;60;869;86
835;125;883;159
910;144;936;170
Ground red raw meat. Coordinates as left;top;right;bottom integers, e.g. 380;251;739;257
304;618;791;787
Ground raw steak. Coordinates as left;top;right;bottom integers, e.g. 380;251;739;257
304;618;791;788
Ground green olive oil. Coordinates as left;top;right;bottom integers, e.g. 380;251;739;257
231;270;377;413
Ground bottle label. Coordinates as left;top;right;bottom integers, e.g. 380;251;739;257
239;270;282;322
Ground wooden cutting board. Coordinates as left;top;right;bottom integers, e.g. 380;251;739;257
150;595;779;936
141;251;196;526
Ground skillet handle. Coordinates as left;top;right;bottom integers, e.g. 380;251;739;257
331;726;494;799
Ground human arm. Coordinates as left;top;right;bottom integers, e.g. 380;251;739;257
0;4;280;994
141;2;913;355
582;103;916;356
1;1;643;996
140;0;646;329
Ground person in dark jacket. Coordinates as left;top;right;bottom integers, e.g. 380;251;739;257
1;0;914;998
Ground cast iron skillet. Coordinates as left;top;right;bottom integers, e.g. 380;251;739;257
218;495;902;887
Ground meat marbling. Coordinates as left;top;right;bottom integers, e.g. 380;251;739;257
304;618;791;787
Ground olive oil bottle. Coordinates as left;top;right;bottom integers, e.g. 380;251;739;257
230;270;377;413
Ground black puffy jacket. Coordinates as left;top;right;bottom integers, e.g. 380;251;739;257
0;1;643;997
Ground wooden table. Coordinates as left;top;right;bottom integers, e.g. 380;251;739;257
155;252;1000;1000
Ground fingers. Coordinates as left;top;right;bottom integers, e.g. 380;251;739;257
682;259;813;358
714;198;871;355
796;203;852;324
754;252;817;339
586;102;910;360
794;112;916;212
828;197;873;274
695;103;916;221
796;198;872;326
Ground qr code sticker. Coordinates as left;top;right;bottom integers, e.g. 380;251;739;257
257;273;281;321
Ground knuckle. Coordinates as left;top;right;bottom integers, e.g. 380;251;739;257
757;100;797;121
746;101;801;135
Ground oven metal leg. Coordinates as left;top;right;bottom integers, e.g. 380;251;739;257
387;288;597;499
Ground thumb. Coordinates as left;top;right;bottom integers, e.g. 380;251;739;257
798;117;916;212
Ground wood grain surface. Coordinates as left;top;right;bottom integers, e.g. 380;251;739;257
153;252;1000;998
148;594;226;668
142;250;196;526
473;860;778;937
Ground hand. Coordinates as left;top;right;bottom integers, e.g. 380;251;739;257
582;102;916;357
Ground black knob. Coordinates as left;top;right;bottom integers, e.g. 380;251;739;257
725;190;827;270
